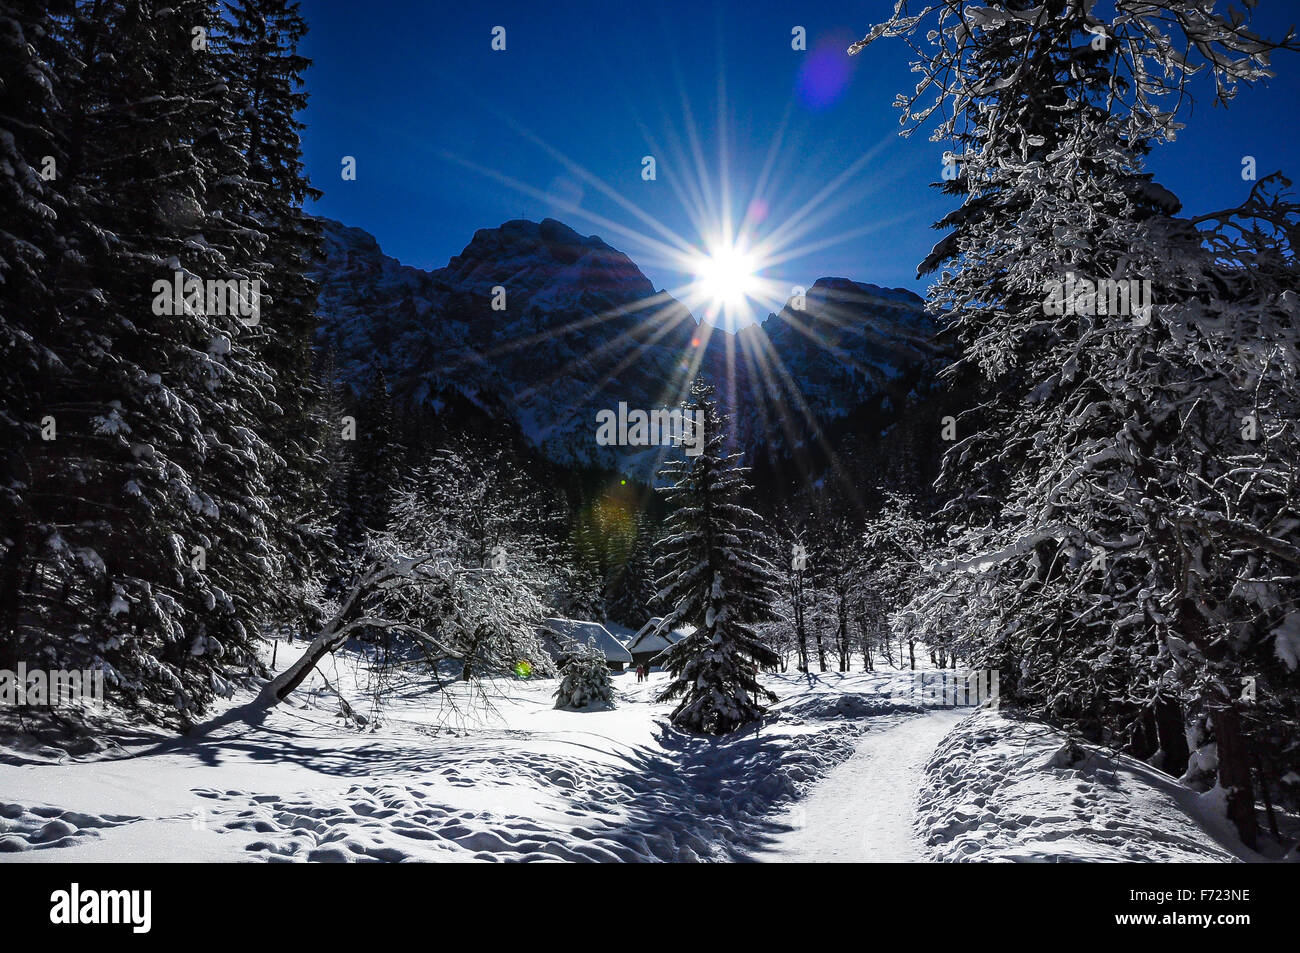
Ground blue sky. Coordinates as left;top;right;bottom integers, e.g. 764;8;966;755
300;0;1300;314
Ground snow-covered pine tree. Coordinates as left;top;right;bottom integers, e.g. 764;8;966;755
653;379;780;733
224;0;333;638
84;0;283;715
857;1;1300;846
1;1;294;717
314;349;351;582
553;644;614;710
0;0;70;671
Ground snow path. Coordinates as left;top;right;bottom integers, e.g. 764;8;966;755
761;709;965;862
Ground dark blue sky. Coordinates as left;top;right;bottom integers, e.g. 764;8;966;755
300;0;1300;313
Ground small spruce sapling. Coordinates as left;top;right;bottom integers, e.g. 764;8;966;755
553;645;615;711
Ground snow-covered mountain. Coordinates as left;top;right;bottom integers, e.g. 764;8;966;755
755;278;939;424
312;217;942;475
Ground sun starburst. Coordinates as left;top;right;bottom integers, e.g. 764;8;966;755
432;50;919;510
690;241;761;328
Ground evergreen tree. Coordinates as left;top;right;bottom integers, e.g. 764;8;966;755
653;380;780;733
28;1;283;715
0;0;71;669
0;1;326;718
224;0;332;634
553;645;614;710
316;350;352;507
858;0;1300;845
337;364;401;575
604;512;659;628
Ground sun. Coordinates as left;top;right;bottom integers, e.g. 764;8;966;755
692;242;760;320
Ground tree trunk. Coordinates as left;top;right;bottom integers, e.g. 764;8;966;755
836;606;850;671
1129;706;1158;761
267;622;346;702
794;571;809;671
1210;703;1258;850
1175;598;1256;847
265;567;376;703
1153;697;1189;777
1252;750;1281;844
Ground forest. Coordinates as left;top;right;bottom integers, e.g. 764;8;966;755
1;0;1298;860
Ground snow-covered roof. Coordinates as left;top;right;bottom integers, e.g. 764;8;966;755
602;620;638;646
541;618;633;664
626;616;691;656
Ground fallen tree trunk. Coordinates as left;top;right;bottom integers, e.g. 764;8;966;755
264;584;369;704
182;573;383;739
263;552;452;705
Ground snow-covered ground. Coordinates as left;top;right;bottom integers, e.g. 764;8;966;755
0;644;921;862
0;642;1265;863
916;708;1274;862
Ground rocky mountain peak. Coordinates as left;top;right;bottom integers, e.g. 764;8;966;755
312;217;942;476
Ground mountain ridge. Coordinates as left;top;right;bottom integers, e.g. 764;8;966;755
310;216;941;477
